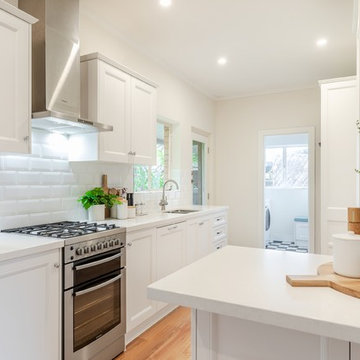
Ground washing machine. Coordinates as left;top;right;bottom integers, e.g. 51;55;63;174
264;200;271;244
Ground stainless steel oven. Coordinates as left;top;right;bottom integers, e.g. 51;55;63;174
64;232;126;360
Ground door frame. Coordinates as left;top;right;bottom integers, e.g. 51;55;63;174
192;130;209;205
258;127;315;253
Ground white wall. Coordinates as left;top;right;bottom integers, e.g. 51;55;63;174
265;188;308;243
215;88;321;249
79;8;215;205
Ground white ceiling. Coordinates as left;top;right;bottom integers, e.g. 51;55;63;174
81;0;356;99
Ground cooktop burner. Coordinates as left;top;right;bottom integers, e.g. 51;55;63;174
2;221;118;239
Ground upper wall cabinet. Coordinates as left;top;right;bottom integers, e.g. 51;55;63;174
0;5;37;154
72;53;157;165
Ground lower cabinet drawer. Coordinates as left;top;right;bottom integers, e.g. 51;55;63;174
212;236;227;250
213;213;227;227
214;225;227;240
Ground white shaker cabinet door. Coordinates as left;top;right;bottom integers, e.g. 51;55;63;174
0;9;31;153
130;78;157;166
155;222;186;310
0;249;62;360
126;228;157;332
98;61;131;163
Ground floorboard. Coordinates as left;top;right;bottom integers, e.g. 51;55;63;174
115;307;191;360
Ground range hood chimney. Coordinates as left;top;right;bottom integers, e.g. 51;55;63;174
18;0;112;135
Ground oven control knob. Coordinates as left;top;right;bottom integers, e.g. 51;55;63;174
103;242;109;248
91;245;96;252
109;240;114;247
84;247;90;254
97;243;103;250
114;239;119;246
76;248;83;256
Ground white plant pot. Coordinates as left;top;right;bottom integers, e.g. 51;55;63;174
332;233;360;278
116;203;128;220
88;204;105;222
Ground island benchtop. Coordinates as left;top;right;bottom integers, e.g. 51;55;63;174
148;246;360;343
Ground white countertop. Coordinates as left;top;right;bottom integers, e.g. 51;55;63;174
0;232;63;262
0;206;227;262
148;246;360;343
101;205;228;232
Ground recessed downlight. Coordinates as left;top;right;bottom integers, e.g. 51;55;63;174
159;0;172;7
316;38;328;47
217;57;227;66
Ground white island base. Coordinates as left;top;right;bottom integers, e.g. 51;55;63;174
192;309;355;360
148;247;360;360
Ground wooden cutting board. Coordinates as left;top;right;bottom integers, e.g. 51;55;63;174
286;263;360;299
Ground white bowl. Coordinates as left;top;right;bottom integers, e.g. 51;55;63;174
332;233;360;278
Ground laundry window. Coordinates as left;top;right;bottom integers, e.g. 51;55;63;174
134;123;171;192
265;146;308;188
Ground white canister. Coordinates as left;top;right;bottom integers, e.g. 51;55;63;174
116;203;128;220
110;206;117;219
128;206;136;219
332;233;360;278
88;204;105;222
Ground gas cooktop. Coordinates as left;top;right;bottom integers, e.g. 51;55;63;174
2;221;119;239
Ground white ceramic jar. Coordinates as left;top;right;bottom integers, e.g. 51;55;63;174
116;203;128;220
88;204;105;222
332;233;360;278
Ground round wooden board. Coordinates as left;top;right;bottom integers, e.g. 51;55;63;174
286;262;360;299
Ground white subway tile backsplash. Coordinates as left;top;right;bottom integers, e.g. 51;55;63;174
40;198;62;212
28;212;54;225
0;214;30;229
31;143;42;157
17;199;42;214
28;185;53;199
63;173;77;185
41;172;63;185
17;172;41;185
0;201;18;216
51;185;70;198
0;171;17;185
30;158;52;171
3;156;29;170
52;160;70;172
3;186;29;200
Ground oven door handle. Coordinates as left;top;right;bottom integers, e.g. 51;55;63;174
73;273;122;297
74;252;122;271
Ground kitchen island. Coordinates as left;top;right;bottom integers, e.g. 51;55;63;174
148;246;360;360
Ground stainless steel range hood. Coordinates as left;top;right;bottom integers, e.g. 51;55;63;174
18;0;112;135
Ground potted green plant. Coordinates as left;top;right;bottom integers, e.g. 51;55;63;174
78;187;121;221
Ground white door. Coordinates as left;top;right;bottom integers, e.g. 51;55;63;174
98;61;131;162
320;78;357;254
0;249;61;360
155;222;186;310
131;78;157;165
0;10;31;153
126;228;157;332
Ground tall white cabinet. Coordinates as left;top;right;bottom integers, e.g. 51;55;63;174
320;77;357;254
0;5;36;153
73;53;157;165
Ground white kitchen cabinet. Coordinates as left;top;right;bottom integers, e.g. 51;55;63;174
155;221;186;310
74;53;157;165
186;217;212;264
126;228;157;332
0;249;61;360
0;7;36;154
80;59;131;163
130;78;157;165
320;78;357;254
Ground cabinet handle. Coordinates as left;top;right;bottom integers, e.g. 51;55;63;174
127;242;133;247
216;231;221;235
168;225;178;231
54;263;60;268
216;218;222;222
23;136;29;142
133;151;136;156
199;222;204;226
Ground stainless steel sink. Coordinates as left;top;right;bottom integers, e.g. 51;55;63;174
165;209;199;214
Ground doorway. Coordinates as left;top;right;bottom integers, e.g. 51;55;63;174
259;128;315;253
192;132;208;205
